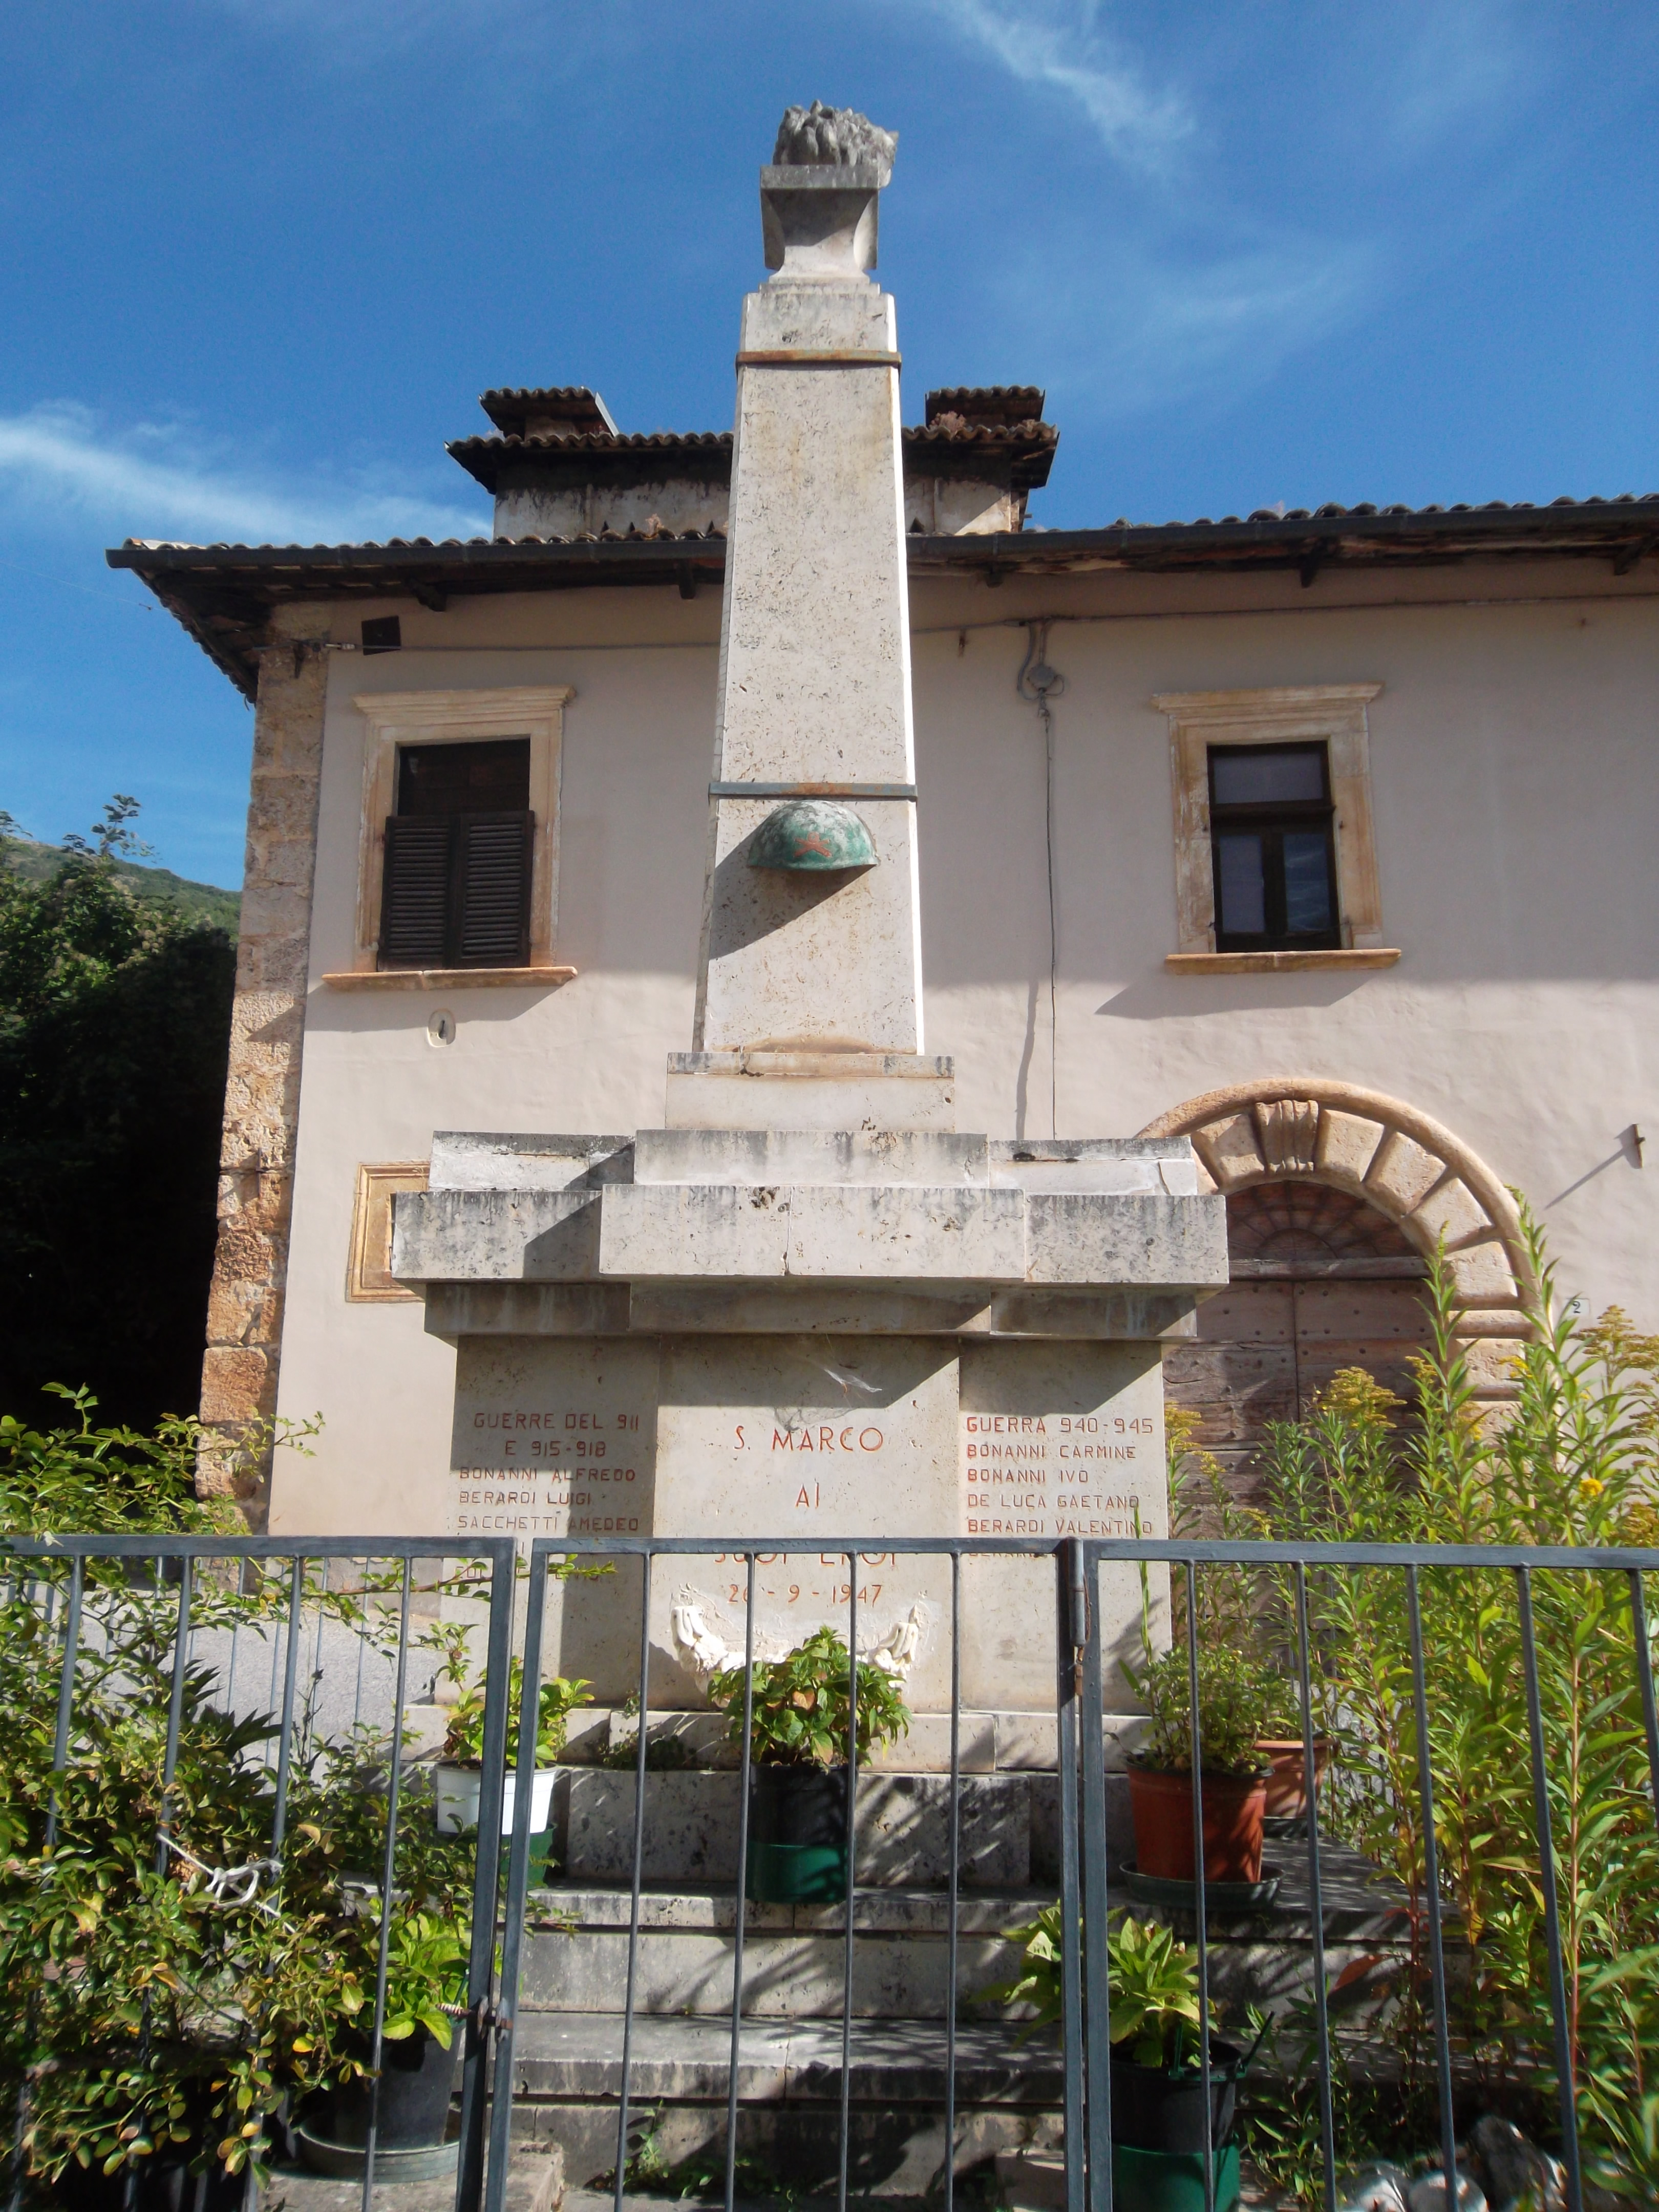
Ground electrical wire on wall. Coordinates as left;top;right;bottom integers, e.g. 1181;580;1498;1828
1015;621;1067;1138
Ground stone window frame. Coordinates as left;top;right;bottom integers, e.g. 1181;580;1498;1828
346;1161;430;1301
328;686;576;987
1153;684;1400;975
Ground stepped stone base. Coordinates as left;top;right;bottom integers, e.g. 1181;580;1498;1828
505;1843;1414;2190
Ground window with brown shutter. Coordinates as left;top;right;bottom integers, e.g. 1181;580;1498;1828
378;739;534;969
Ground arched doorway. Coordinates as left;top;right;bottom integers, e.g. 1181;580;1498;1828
1138;1080;1530;1501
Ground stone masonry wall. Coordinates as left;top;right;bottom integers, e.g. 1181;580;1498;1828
197;605;331;1519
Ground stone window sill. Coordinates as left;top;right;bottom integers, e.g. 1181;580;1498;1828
322;966;578;992
1164;949;1401;975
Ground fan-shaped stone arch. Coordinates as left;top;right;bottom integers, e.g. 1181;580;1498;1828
1138;1078;1530;1428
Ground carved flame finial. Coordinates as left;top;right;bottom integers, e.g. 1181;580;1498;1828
773;101;897;183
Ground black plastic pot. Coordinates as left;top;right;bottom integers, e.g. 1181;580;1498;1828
324;2027;459;2151
1109;2039;1242;2154
746;1765;849;1904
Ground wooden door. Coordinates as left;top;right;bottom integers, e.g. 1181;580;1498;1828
1162;1182;1433;1505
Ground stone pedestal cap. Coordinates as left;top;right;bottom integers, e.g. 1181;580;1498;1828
760;102;898;280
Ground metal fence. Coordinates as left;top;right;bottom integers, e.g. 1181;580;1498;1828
1;1537;516;2212
6;1531;1659;2212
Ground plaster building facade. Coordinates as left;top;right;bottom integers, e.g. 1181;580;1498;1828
113;169;1657;1543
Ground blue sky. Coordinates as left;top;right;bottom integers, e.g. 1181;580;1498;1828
1;1;1655;889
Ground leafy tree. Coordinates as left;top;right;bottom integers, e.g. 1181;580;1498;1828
0;800;235;1430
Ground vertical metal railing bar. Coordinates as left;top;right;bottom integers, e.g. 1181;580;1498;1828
45;1555;84;1848
612;1550;655;2212
155;1554;196;1877
362;1556;415;2212
837;1556;859;2212
270;1558;306;1854
485;1545;550;2212
456;1545;518;2212
351;1558;369;1731
1515;1567;1585;2212
11;1558;86;2212
944;1550;961;2212
1404;1567;1458;2212
1077;1551;1113;2212
723;1551;757;2212
1181;1563;1215;2212
307;1581;328;1758
1292;1564;1336;2212
267;1581;283;1764
1627;1569;1659;1827
1056;1549;1086;2212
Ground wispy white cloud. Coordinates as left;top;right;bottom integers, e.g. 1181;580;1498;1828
1094;242;1377;419
984;228;1378;435
913;0;1193;171
1390;0;1527;153
0;403;486;546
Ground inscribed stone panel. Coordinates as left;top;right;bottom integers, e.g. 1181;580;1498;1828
958;1341;1167;1710
650;1335;959;1710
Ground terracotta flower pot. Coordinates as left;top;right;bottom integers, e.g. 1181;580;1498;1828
1128;1766;1266;1884
1255;1738;1329;1822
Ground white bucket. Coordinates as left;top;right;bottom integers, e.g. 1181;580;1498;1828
433;1762;557;1838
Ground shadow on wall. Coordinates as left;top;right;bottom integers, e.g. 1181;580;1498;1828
1096;970;1380;1020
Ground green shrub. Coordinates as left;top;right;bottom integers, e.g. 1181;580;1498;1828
1122;1642;1279;1775
0;1558;479;2187
0;1384;243;1537
708;1624;910;1767
1210;1217;1659;2201
0;811;235;1431
977;1905;1203;2067
441;1656;590;1765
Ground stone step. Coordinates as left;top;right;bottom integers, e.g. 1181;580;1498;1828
521;1883;1047;2019
518;1839;1415;2025
505;2011;1060;2199
508;2008;1061;2103
560;1705;1072;1774
263;2146;560;2212
550;1769;1067;1887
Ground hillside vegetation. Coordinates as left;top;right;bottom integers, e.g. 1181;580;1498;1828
0;833;240;934
0;802;236;1430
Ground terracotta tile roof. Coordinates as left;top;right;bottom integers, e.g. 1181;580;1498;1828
109;492;1658;703
477;387;618;437
924;386;1047;428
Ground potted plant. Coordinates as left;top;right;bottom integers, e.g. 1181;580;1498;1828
1122;1645;1275;1886
297;1909;471;2177
1104;1915;1242;2172
707;1625;910;1904
1253;1689;1330;1825
433;1657;588;1844
981;1909;1245;2212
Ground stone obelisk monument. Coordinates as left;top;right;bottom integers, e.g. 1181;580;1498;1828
394;105;1227;1739
693;104;924;1076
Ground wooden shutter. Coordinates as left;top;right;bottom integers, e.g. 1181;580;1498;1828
379;816;453;968
451;810;534;967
